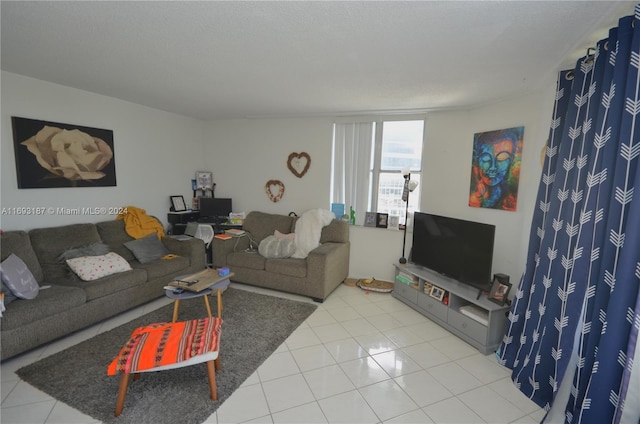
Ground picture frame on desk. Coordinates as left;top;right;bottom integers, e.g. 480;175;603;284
488;277;511;306
376;213;389;228
429;285;445;302
170;195;187;212
364;212;376;227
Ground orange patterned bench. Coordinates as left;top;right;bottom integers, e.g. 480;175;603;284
107;317;222;417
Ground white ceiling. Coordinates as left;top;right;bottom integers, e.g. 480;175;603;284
1;1;636;120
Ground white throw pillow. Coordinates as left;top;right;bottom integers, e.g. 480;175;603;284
258;235;296;259
66;252;132;281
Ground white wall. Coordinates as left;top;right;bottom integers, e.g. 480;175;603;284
1;70;558;289
203;77;557;285
1;72;206;231
202;117;334;214
423;80;557;285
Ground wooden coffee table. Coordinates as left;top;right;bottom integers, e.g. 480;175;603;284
165;269;233;322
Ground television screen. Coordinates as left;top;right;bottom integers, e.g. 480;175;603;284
411;212;495;290
199;198;232;220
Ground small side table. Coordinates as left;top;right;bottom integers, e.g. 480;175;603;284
165;276;231;322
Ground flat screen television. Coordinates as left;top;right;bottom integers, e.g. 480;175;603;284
410;212;495;291
199;198;232;221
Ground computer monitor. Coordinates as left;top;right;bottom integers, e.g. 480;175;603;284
199;198;232;220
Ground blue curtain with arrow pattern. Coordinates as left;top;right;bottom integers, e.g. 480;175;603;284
497;6;640;423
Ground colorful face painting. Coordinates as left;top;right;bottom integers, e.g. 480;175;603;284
468;126;523;211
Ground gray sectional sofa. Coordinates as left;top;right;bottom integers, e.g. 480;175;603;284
211;211;350;302
0;219;205;360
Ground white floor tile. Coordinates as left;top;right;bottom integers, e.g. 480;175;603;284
216;383;270;423
44;400;100;424
318;390;380;423
371;349;422;378
429;335;477;360
488;377;543;415
324;338;368;363
340;317;380;337
458;386;526;424
383;408;435;423
357;379;419;421
262;374;316;413
306;309;339;327
427;362;484;395
339;356;391;388
0;284;545;424
284;326;322;350
382;326;425;348
311;323;352;344
456;353;511;384
366;313;405;332
258;350;301;382
291;344;336;372
0;400;56;424
326;306;362;322
303;364;355;399
271;401;328;423
354;332;398;356
394;370;454;408
422;397;485;423
401;342;451;369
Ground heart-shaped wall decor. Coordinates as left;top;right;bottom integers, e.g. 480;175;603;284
265;180;285;202
287;152;311;178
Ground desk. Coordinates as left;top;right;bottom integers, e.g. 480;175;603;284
168;211;199;235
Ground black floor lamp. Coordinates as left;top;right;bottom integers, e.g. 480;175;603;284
399;169;418;264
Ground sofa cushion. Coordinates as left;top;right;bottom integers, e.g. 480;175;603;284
243;212;295;243
319;219;350;244
131;256;190;280
258;236;295;259
124;233;170;264
265;258;307;278
58;242;111;261
0;231;44;283
66;252;133;281
227;252;266;270
0;254;40;299
1;280;18;305
0;285;86;331
95;220;136;261
55;268;147;301
29;224;102;281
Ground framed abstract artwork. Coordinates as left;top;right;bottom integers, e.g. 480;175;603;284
468;126;524;211
11;117;116;188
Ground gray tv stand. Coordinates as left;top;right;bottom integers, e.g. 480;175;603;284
392;263;508;355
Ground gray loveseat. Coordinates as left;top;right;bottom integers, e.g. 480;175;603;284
211;211;350;302
0;219;205;360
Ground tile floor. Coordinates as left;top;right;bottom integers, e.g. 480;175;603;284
1;283;545;424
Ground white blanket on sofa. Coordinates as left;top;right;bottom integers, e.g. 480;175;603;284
292;209;335;259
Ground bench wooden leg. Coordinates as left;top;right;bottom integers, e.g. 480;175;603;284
206;360;217;400
172;300;181;323
115;373;131;416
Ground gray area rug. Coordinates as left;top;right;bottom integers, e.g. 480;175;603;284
16;287;317;424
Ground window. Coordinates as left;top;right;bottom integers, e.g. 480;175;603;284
332;118;423;225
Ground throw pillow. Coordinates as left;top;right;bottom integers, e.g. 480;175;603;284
66;252;132;281
0;254;40;299
124;233;170;264
258;235;296;259
0;279;18;305
57;242;111;261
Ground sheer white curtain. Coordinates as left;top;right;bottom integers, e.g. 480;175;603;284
331;122;373;225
